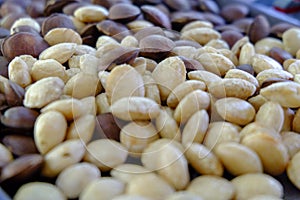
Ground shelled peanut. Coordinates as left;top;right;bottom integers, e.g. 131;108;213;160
0;0;300;200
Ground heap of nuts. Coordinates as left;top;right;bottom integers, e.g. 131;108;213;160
0;0;300;199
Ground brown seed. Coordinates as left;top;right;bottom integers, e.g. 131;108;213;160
97;20;131;41
269;47;293;64
2;32;49;62
63;2;88;15
270;22;295;38
141;5;171;29
1;106;39;129
0;154;43;183
198;0;220;14
44;0;79;16
261;78;292;89
171;11;204;31
220;4;249;22
0;2;24;17
163;0;191;11
202;12;225;26
0;76;25;107
2;135;38;156
221;30;244;48
134;26;165;41
248;15;270;43
92;0;131;9
0;13;28;30
95;113;122;141
41;13;75;36
108;3;141;23
232;17;253;33
236;64;255;76
11;25;40;35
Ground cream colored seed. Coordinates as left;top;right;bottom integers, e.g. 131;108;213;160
39;43;77;64
254;37;284;55
282;28;300;56
84;139;128;172
42;139;86;177
181;20;213;33
80;96;97;116
248;94;268;111
287;151;300;190
231;173;284;200
203;121;241;151
205;39;229;49
248;195;283;200
126;173;175;199
110;164;151;183
41;98;85;121
112;195;152;200
142;73;161;104
225;68;259;88
156;143;190;190
283;58;297;70
152;56;186;101
24;77;65;109
231;36;249;57
8;56;32;87
126;20;154;32
251;54;282;74
98;71;109;90
239;42;255;65
106;64;145;104
282;131;300;158
79;178;125;200
181;27;221;45
121;35;139;48
208;78;256;100
75;44;97;56
195;52;235;76
292;108;300;133
174;90;210;123
241;133;289;176
66;114;95;144
281;107;294;132
240;122;281;141
120;121;159;155
165;191;203;200
215;97;256;126
215;142;263;176
55;162;101;199
287;60;300;75
95;93;111;114
0;143;13;167
172;46;197;59
188;70;221;87
79;54;100;75
255;101;284;133
185;143;224;176
167;80;206;108
218;48;239;66
111;97;160;121
182;109;209;146
34;111;67;155
19;55;37;71
74;5;108;23
44;28;82;46
64;72;102;99
260;82;300;108
14;182;66;200
187;175;235;200
68;55;80;69
256;68;293;87
155;109;181;141
31;59;69;83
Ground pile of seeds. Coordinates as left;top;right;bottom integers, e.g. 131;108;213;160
0;0;300;199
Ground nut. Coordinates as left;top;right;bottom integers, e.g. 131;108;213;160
44;27;83;45
156;109;181;141
110;164;151;183
74;5;108;23
181;27;221;45
256;68;293;87
8;56;32;88
0;143;13;168
248;15;270;43
287;151;300;190
108;3;140;23
282;131;300;158
282;28;300;56
2;134;38;156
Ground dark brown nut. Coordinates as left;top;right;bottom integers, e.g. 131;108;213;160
0;28;10;39
248;15;270;43
41;13;75;36
134;26;165;41
179;56;204;72
270;22;295;38
163;0;191;11
0;154;43;183
202;12;226;26
0;76;25;107
44;0;79;16
2;135;38;156
0;12;29;30
220;4;249;22
269;47;293;64
0;2;24;17
80;23;101;46
198;0;220;14
26;1;45;18
171;11;204;31
0;56;9;78
108;3;141;23
174;40;202;48
221;30;244;48
2;32;49;62
95;113;122;141
11;25;40;35
139;34;175;60
92;0;131;9
232;17;253;33
1;106;39;129
97;20;131;41
141;5;171;29
236;64;255;75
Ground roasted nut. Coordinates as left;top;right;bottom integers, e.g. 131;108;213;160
141;5;171;29
2;135;38;156
80;177;125;200
84;139;128;171
24;77;64;109
231;173;284;200
248;15;270;43
108;3;140;23
56;162;101;199
14;182;66;200
215;142;263;176
1;154;43;184
187;175;235;200
42;139;86;177
185;143;224;176
269;47;292;64
221;30;244;48
220;4;249;22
